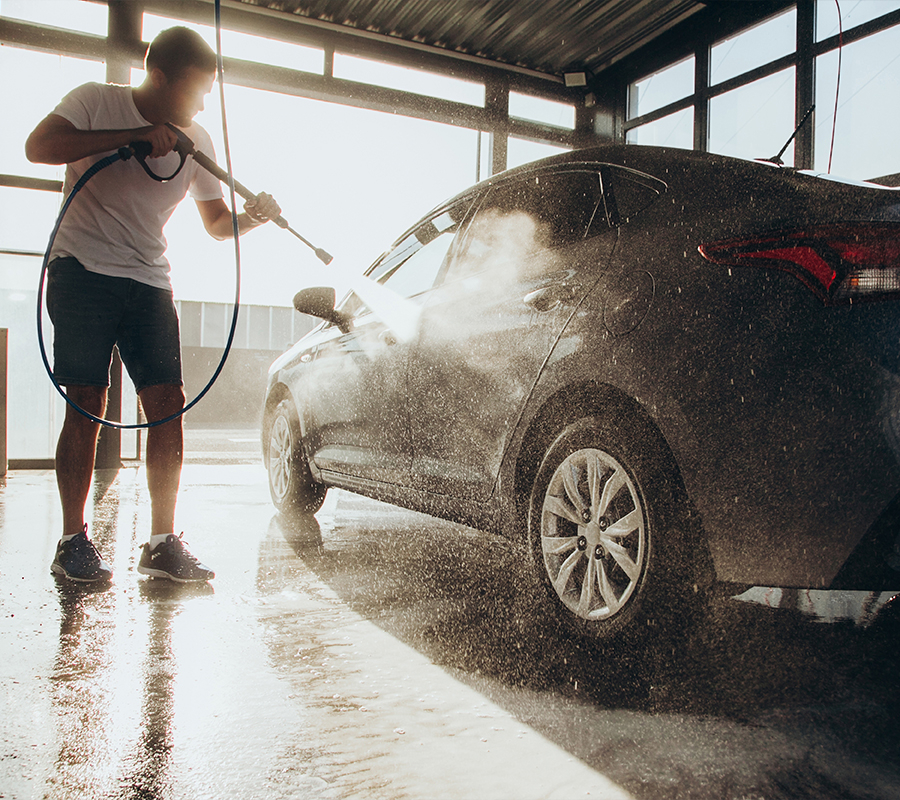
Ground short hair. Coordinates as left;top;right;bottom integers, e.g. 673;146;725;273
145;27;217;81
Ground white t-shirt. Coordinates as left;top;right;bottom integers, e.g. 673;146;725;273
49;82;224;290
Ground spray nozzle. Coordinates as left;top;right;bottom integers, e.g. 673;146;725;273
162;123;333;265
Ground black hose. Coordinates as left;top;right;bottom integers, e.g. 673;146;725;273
36;2;242;431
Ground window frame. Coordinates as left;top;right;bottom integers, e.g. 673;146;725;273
620;1;900;170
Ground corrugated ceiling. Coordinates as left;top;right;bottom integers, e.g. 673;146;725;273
233;0;709;78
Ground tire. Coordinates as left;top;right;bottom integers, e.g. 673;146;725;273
526;414;691;645
266;399;327;518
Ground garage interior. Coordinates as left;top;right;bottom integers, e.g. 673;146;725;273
1;1;900;798
4;0;900;468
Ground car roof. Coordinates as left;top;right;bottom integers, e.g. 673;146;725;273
387;144;900;263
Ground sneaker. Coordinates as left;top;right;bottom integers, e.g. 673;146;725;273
51;526;113;583
138;534;215;583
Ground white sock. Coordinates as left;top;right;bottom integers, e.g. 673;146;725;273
147;532;174;549
60;524;88;544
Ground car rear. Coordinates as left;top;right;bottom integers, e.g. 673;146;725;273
574;147;900;589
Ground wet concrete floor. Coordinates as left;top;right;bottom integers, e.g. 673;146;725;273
1;429;899;799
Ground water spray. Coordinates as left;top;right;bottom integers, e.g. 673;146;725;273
155;126;421;342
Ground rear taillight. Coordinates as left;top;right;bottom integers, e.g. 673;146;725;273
698;223;900;305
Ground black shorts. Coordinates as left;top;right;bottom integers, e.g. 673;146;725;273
46;257;183;393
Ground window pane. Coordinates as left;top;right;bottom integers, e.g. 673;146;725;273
709;68;796;163
0;47;105;180
0;253;65;460
363;204;471;308
628;56;694;119
333;53;485;107
817;0;900;41
379;230;453;298
626;107;694;149
143;13;324;74
509;92;575;129
711;8;796;86
507;137;570;170
609;169;666;223
0;0;107;35
157;83;479;307
447;172;602;282
814;24;900;179
0;186;63;254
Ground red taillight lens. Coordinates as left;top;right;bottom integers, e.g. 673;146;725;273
698;223;900;305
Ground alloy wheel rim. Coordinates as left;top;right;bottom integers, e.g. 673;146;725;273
269;415;292;502
540;447;646;621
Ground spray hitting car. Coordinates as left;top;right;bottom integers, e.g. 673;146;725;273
263;144;900;646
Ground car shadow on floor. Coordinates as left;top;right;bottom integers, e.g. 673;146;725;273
270;506;900;796
271;507;898;705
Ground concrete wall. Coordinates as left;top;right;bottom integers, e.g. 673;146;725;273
181;347;283;429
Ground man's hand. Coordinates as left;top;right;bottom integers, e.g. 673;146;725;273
134;124;179;159
243;192;281;225
25;115;178;165
196;192;283;240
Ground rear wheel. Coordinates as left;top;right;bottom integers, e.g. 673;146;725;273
527;414;691;645
267;399;326;518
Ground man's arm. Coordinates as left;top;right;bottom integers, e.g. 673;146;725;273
195;193;281;241
25;114;177;165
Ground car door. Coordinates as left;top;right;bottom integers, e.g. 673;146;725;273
303;198;476;485
407;166;618;500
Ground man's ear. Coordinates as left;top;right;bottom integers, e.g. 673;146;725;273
149;67;168;90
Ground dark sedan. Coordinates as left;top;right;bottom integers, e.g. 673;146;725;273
262;145;900;644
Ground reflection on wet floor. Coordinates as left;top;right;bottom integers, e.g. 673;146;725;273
1;457;899;800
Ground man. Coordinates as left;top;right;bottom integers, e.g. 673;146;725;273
26;27;281;583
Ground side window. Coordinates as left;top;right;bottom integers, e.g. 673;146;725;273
341;199;473;318
605;166;666;225
444;170;605;283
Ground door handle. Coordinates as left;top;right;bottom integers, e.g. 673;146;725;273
524;284;576;312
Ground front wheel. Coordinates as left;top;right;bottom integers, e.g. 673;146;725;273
527;415;691;645
267;399;327;518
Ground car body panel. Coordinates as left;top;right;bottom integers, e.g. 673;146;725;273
301;312;412;482
265;144;900;591
408;240;615;500
406;166;618;499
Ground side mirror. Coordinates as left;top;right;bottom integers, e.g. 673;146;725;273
293;286;352;333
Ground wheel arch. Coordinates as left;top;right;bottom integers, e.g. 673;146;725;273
509;380;715;589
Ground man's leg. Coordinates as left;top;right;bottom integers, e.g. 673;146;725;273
51;385;113;582
139;383;185;536
56;385;107;535
136;383;213;582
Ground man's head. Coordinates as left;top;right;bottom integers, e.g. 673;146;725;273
140;27;217;127
145;26;216;81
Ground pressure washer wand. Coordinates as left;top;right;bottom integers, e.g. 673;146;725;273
166;124;333;265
